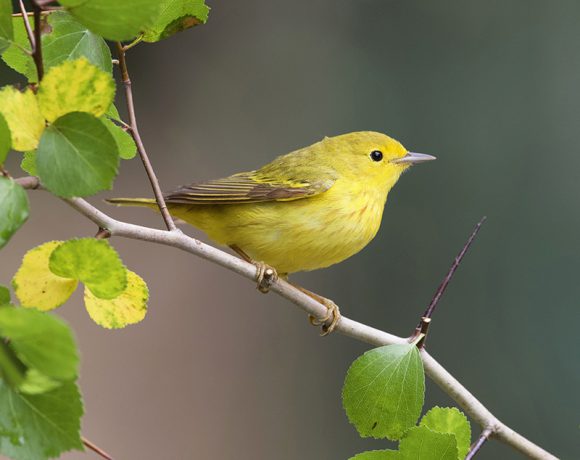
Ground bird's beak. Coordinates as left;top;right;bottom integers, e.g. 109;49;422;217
391;152;437;164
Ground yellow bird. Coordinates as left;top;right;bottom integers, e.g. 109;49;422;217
108;131;435;333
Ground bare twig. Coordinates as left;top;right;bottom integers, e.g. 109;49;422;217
466;428;493;459
17;1;35;50
413;216;487;348
114;42;177;232
31;1;44;81
82;436;114;460
14;177;556;460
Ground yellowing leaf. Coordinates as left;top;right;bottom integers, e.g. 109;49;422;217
12;241;78;311
37;57;115;122
84;270;148;329
0;87;45;151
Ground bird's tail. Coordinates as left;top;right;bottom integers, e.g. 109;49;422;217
105;198;157;208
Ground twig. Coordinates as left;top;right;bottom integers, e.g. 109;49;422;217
14;177;557;460
17;1;35;50
82;436;114;460
31;1;44;81
114;43;177;232
466;428;493;459
413;216;487;348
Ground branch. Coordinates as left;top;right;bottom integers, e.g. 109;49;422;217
31;2;44;81
15;177;557;460
114;43;177;232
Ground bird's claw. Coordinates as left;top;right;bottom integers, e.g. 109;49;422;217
309;298;341;336
255;262;278;293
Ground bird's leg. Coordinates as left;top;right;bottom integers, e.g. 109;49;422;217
229;245;278;293
289;283;341;336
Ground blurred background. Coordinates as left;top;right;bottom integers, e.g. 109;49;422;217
1;0;579;458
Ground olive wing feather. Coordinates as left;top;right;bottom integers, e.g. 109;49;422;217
164;171;336;205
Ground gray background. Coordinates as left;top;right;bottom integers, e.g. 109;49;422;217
1;1;579;458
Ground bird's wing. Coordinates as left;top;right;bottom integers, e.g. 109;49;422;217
164;171;336;205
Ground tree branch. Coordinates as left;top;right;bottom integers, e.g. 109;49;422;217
15;176;556;460
114;43;177;232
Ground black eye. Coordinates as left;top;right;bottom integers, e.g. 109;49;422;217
370;150;383;162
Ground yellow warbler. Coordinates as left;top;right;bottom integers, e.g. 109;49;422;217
108;131;435;333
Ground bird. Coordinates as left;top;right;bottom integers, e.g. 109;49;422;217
107;131;435;334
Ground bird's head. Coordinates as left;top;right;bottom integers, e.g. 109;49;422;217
321;131;435;192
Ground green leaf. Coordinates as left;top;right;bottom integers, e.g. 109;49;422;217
0;177;29;249
0;114;11;164
49;238;127;299
36;112;119;198
342;343;425;440
20;151;37;177
350;450;400;460
59;0;161;41
0;285;9;305
38;57;115;123
1;12;112;83
84;270;148;328
420;407;471;459
0;380;83;459
399;426;458;460
43;11;112;76
102;117;136;159
106;103;121;121
0;17;34;80
12;241;79;312
0;0;13;54
0;87;45;152
142;0;210;43
0;308;79;382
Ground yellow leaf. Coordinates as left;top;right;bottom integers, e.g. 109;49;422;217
84;270;148;329
38;57;115;122
0;87;45;151
12;241;78;311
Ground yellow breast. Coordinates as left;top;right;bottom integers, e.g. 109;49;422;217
171;178;388;274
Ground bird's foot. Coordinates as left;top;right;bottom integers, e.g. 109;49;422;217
255;262;278;293
309;297;341;336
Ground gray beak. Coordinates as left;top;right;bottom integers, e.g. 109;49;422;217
391;152;437;164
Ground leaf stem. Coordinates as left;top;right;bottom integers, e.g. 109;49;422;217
114;42;177;232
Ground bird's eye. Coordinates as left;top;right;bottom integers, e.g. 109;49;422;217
370;150;383;162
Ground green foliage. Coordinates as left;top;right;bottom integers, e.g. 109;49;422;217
59;0;161;41
0;114;10;164
0;285;9;305
1;12;112;83
0;177;29;249
399;426;458;459
0;0;13;54
43;12;112;76
20;151;37;176
102;117;137;160
142;0;210;42
0;308;79;383
49;238;127;299
342;343;425;440
36;112;119;197
420;407;471;459
0;380;83;459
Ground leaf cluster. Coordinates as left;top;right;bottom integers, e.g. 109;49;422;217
0;1;210;459
342;344;472;460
